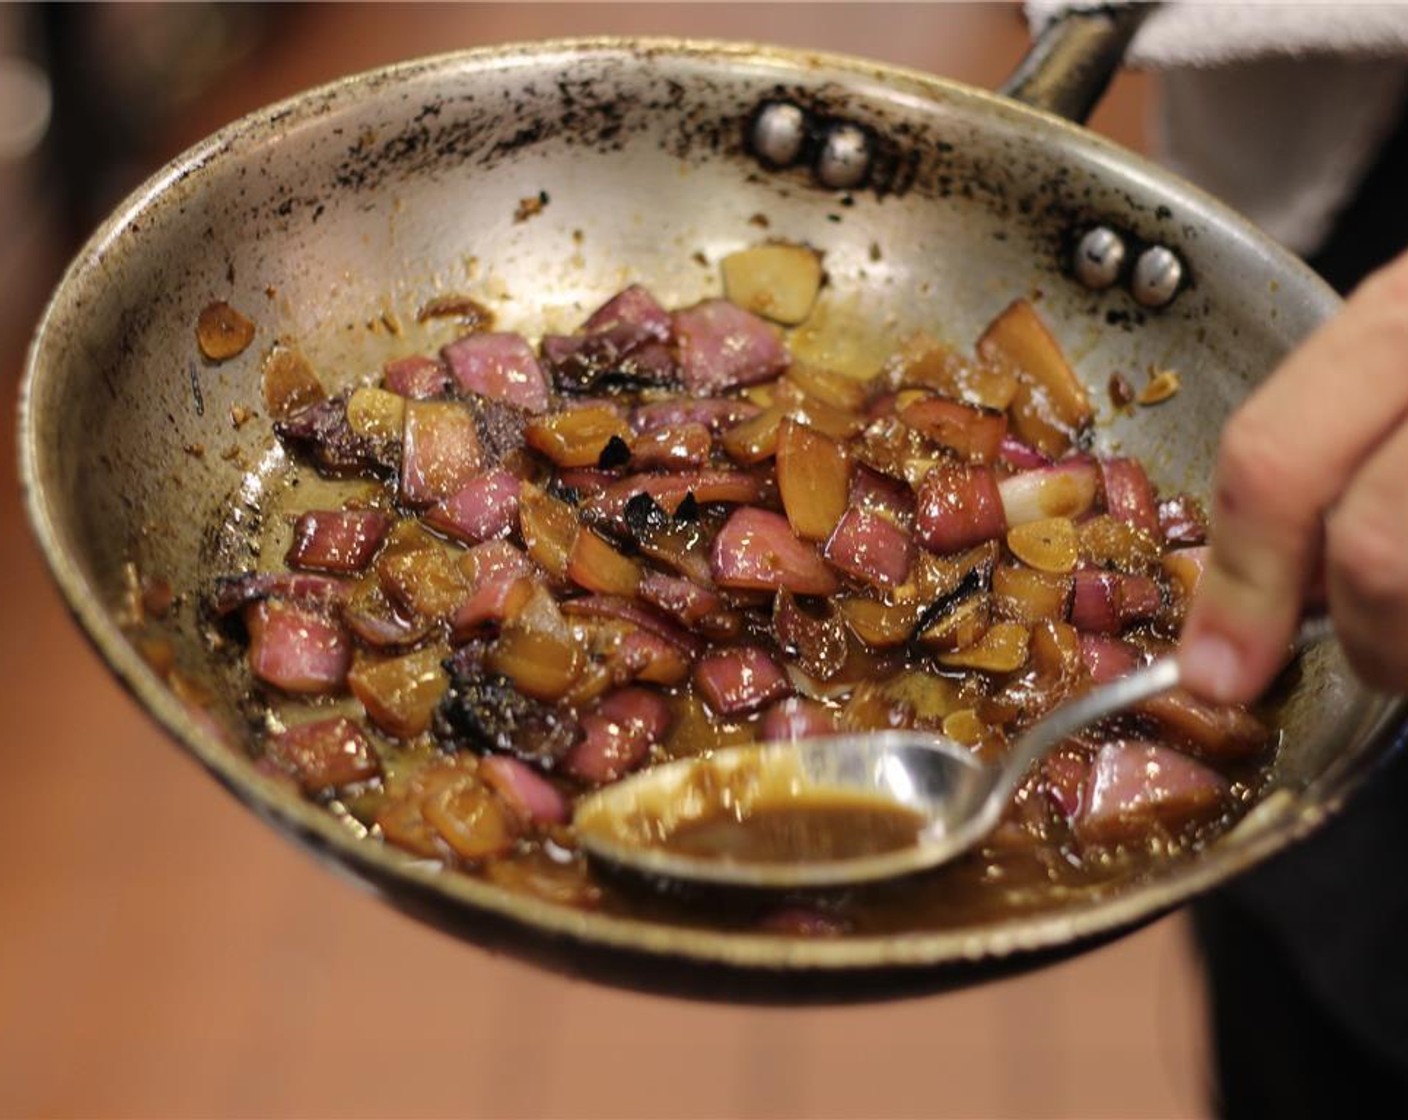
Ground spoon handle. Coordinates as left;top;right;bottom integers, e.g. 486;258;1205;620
992;617;1334;805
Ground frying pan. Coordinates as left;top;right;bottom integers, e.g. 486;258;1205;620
19;11;1408;1002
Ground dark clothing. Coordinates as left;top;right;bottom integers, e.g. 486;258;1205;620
1192;87;1408;1117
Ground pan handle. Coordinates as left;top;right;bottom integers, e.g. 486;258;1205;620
998;3;1155;125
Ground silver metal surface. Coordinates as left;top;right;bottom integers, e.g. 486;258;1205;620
815;122;869;189
1074;226;1125;290
1131;244;1184;308
751;100;807;167
17;39;1399;996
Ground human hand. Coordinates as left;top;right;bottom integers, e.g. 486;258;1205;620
1178;251;1408;703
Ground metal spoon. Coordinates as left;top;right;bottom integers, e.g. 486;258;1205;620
574;619;1332;890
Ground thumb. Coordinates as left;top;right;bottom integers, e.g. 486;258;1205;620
1177;426;1321;704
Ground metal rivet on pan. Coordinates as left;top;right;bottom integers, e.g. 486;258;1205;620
816;123;870;189
1074;227;1126;290
1131;245;1184;308
751;101;807;168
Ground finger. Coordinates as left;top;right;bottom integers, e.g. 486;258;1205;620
1180;255;1408;702
1324;414;1408;691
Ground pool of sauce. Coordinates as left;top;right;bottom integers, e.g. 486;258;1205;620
659;794;928;864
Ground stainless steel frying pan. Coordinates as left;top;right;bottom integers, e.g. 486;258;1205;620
20;13;1407;1001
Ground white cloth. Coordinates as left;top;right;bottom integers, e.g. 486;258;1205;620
1026;2;1408;254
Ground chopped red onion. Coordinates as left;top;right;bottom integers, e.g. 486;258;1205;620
566;687;673;783
1070;570;1163;633
246;601;351;695
1099;457;1160;536
760;697;840;741
850;465;915;523
694;645;792;715
631;397;761;433
631;422;713;470
441;330;550;412
638;570;724;626
673;299;788;393
266;716;379;793
823;507;915;589
591;469;765;521
481;755;569;825
382;354;450;399
1078;633;1141;683
423;469;521;544
900;396;1007;463
582;283;673;340
450;576;534;639
285;510;390;575
1076;740;1229;844
212;572;350;617
459;539;536;590
711;507;840;596
1136;691;1272;761
998;434;1050;470
1040;748;1090;821
915;464;1007;554
997;459;1099;526
1158;494;1209;546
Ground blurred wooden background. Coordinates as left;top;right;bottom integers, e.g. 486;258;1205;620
1;5;1210;1118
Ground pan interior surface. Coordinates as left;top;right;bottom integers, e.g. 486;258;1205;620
20;40;1400;996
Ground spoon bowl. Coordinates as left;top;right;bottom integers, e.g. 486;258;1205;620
575;621;1330;890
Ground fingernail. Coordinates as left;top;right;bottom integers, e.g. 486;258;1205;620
1180;634;1243;703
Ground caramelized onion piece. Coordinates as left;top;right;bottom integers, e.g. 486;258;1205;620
400;401;483;507
1136;691;1272;761
720;242;823;325
348;646;448;738
518;483;580;578
838;598;921;647
261;339;325;419
560;595;702;657
978;299;1092;457
631;422;713;470
488;626;585;702
777;418;850;542
197;300;256;361
901;395;1008;464
1006;517;1079;574
422;773;520;861
774;590;849;681
991;564;1073;623
525;406;633;468
936;620;1030;673
566;529;642;598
